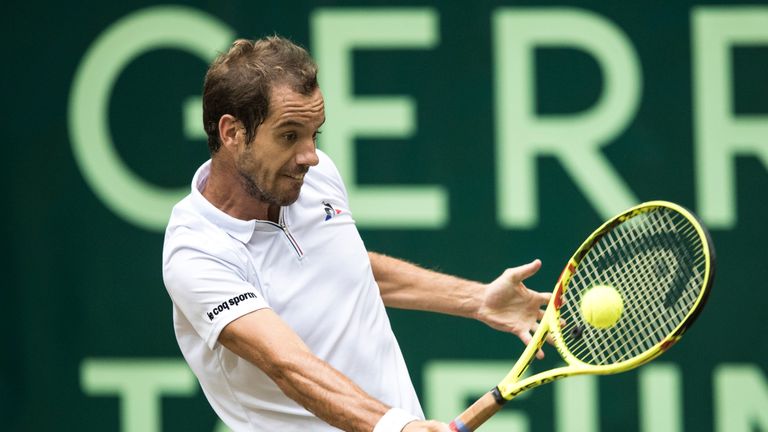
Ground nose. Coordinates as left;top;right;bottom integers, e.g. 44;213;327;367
296;139;320;167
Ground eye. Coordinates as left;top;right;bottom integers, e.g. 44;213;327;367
282;131;297;143
313;130;323;143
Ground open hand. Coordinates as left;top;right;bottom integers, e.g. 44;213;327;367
476;259;551;359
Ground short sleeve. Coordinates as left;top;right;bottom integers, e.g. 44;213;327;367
163;242;270;349
316;150;351;207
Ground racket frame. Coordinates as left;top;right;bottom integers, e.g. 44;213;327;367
449;201;715;432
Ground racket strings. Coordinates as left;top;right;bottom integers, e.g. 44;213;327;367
574;234;672;361
579;249;665;361
570;252;672;361
557;208;707;366
579;216;698;361
573;214;702;362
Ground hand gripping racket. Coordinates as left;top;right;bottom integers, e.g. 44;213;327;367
450;201;715;432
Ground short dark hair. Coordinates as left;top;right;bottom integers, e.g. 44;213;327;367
202;36;319;154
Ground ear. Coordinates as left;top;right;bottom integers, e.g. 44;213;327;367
218;114;244;151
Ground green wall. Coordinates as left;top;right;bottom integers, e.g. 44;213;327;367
4;1;767;430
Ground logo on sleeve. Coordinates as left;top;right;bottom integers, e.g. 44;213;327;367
206;292;258;321
323;201;343;221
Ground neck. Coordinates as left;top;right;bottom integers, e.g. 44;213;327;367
202;157;279;223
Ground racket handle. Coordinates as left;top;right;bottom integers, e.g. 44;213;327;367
449;387;506;432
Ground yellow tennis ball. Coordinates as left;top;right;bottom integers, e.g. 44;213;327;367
581;285;623;329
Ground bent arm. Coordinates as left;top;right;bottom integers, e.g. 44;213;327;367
219;309;448;432
219;308;391;431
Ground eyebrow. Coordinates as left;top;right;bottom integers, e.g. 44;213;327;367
274;119;303;129
274;117;326;130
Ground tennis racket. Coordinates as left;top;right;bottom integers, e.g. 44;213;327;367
449;200;715;432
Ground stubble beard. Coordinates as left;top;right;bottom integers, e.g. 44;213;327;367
237;169;300;207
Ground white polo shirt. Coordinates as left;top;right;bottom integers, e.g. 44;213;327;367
162;150;423;431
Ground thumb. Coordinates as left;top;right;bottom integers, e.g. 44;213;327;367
511;259;542;282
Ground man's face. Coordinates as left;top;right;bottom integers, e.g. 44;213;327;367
235;84;324;207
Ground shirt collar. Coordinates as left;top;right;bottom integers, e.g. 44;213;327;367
189;160;258;243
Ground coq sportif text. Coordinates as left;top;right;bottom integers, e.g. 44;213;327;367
206;292;258;321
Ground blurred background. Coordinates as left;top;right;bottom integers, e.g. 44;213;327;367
4;0;767;431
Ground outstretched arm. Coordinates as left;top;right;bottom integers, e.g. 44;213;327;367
220;309;450;432
369;252;551;358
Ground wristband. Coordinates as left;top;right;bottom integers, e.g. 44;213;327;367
372;408;420;432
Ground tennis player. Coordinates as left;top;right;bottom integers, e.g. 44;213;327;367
162;36;550;432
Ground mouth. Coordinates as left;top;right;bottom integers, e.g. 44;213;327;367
284;174;305;185
284;168;309;182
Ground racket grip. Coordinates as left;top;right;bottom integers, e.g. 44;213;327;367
449;387;506;432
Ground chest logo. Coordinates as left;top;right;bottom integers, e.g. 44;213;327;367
323;201;342;221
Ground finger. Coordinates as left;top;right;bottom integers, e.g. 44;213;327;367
519;330;546;360
532;332;546;359
530;333;545;360
545;332;556;346
537;309;546;321
538;291;552;304
517;330;533;347
426;420;451;431
513;259;542;281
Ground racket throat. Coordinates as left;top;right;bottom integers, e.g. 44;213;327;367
491;386;507;406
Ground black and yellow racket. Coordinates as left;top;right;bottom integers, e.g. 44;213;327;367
450;201;715;432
